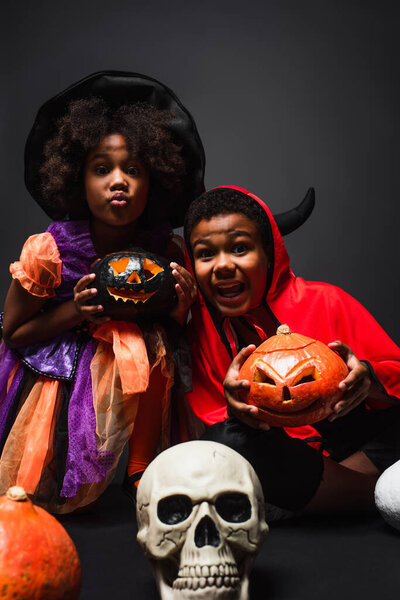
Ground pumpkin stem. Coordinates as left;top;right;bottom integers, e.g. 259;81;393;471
6;486;28;502
277;324;291;335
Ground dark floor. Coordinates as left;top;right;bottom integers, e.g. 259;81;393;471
58;485;400;600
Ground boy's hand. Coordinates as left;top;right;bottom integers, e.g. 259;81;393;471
327;340;371;421
224;345;270;430
73;273;110;324
169;263;198;326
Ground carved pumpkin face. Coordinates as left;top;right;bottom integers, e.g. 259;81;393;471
93;248;177;321
239;325;349;426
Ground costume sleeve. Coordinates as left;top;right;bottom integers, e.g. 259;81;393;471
188;339;229;425
302;283;400;409
185;313;231;425
9;232;62;298
272;278;400;410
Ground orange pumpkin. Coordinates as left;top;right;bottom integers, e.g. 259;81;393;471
239;325;349;426
0;487;81;600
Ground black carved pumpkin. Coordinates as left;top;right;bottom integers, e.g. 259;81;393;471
93;249;177;321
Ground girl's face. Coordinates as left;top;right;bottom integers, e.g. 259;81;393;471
190;212;269;317
84;134;149;228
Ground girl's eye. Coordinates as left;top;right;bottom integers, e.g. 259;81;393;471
95;166;109;175
127;166;140;176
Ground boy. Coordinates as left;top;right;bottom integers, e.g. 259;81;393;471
184;186;400;515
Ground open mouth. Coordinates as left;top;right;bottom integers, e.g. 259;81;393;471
106;287;156;304
215;282;245;299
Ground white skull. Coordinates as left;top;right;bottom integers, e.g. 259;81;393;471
137;440;268;600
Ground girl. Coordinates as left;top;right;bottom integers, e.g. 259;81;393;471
0;71;203;513
184;185;400;517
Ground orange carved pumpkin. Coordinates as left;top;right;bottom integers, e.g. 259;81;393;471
239;325;348;426
0;487;81;599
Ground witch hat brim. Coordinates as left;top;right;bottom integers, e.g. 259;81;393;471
24;70;206;228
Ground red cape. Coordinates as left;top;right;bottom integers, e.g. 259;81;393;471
185;186;400;444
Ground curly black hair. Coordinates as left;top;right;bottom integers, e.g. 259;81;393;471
184;188;271;252
39;97;186;222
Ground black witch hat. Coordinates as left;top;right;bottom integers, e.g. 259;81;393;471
24;70;314;231
24;70;206;228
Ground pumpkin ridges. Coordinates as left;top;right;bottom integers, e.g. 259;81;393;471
0;531;77;599
39;518;81;597
239;327;349;427
0;489;81;600
253;341;315;354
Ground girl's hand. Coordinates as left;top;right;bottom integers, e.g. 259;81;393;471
169;263;198;326
328;340;371;421
223;345;270;430
73;273;110;324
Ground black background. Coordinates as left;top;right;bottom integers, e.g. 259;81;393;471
2;2;400;598
59;485;400;600
1;0;400;344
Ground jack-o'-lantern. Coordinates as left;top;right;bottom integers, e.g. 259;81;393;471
93;248;177;321
239;325;348;427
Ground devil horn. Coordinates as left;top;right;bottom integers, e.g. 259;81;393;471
273;188;315;236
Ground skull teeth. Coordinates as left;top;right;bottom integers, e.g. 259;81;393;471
173;576;240;590
174;563;239;590
179;563;238;578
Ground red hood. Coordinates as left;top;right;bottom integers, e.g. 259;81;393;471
222;186;293;302
185;185;294;308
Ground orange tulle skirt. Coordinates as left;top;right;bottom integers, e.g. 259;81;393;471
0;321;174;513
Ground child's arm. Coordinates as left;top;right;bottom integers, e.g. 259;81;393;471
223;345;270;430
3;273;108;348
328;340;399;421
3;279;81;348
223;341;395;428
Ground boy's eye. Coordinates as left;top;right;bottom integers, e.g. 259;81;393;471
232;243;248;254
196;248;214;260
95;165;109;175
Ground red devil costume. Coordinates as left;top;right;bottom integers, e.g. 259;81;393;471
184;186;400;510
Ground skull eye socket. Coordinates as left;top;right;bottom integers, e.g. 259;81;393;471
142;258;164;280
215;492;252;523
157;494;192;525
253;368;276;385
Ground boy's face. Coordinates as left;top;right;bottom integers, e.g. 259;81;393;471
190;212;269;317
